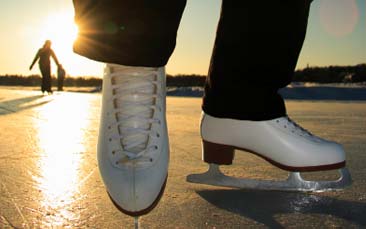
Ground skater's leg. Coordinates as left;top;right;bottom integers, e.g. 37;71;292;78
40;65;51;93
199;0;347;171
46;76;52;93
73;0;186;216
41;76;45;93
192;1;351;191
203;0;312;121
57;78;61;91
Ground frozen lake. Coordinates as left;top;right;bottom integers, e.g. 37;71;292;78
0;87;365;228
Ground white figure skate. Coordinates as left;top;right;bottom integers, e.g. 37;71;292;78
98;64;169;218
187;113;352;192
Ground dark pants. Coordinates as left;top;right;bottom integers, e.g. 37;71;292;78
57;77;64;91
73;0;312;121
40;65;52;92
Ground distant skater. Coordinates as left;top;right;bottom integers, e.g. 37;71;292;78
29;40;61;94
57;64;66;91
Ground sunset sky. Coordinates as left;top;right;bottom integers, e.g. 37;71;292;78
0;0;365;77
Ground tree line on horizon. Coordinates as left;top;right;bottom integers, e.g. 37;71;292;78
0;64;365;87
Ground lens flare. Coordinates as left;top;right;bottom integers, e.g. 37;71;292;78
319;0;359;37
40;11;78;55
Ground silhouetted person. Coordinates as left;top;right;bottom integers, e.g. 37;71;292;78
57;64;66;91
29;40;60;94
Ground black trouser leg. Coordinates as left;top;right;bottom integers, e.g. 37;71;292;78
40;65;51;92
57;78;62;91
73;0;186;67
202;0;312;121
73;0;312;120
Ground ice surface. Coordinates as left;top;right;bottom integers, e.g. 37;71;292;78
0;87;365;228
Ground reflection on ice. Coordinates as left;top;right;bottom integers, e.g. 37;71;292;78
0;88;365;228
32;94;92;226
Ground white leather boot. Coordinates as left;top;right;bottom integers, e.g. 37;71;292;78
200;112;346;171
98;64;169;216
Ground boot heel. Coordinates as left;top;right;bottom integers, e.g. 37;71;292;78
202;140;235;165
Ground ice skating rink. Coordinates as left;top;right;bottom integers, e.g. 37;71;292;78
0;87;365;228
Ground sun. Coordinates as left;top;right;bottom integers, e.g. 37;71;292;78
32;10;103;77
37;11;80;74
41;11;78;55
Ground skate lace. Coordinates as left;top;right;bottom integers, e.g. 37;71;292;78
278;116;313;137
108;67;161;163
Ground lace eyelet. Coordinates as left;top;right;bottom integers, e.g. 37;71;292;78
107;70;161;161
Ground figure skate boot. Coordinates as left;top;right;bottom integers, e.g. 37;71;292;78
187;113;351;192
98;64;169;216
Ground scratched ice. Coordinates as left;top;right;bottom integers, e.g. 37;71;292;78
0;87;365;228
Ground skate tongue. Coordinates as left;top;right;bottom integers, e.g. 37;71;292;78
111;66;157;155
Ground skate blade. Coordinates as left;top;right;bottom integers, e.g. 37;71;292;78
134;216;140;229
186;164;352;192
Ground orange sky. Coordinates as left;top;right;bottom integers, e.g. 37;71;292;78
0;0;365;77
